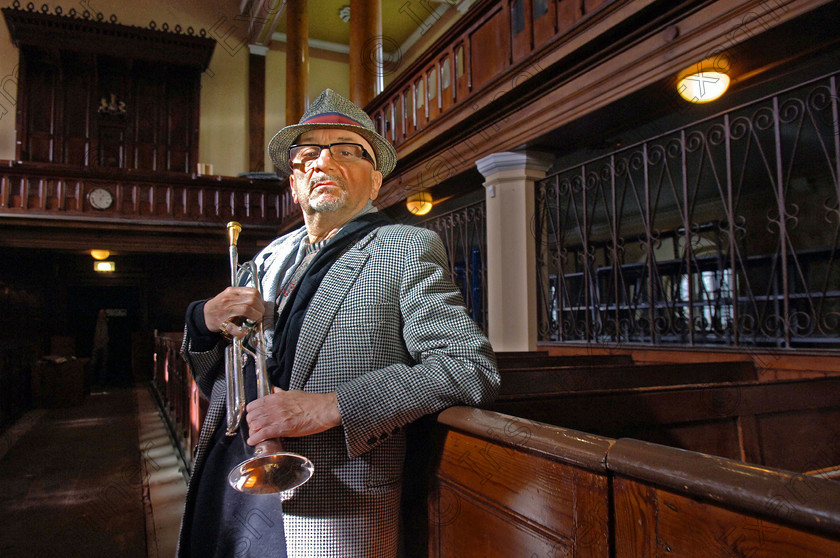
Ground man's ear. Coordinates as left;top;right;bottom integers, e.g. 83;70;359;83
369;170;383;201
289;174;299;204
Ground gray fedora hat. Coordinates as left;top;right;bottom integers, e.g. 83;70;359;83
268;89;397;177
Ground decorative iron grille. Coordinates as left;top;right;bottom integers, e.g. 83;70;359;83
417;201;488;333
536;72;840;348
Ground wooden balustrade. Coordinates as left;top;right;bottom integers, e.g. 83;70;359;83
0;160;293;229
369;0;612;154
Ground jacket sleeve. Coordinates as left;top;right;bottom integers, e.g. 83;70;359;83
180;300;227;400
335;227;500;458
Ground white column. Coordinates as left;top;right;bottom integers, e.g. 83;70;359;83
477;151;554;352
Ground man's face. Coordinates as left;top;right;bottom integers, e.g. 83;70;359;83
289;129;383;219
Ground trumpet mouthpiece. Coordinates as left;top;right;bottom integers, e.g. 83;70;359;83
227;221;242;247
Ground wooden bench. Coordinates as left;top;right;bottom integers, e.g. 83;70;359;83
498;360;757;395
403;406;614;557
609;438;840;557
494;350;550;358
496;352;634;369
492;376;840;472
404;406;840;557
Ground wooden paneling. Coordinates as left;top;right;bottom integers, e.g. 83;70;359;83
557;0;582;31
437;429;579;535
134;63;163;171
439;53;454;113
432;479;573;557
61;52;93;166
468;5;509;92
755;408;840;473
419;406;840;557
510;0;532;63
533;0;557;50
3;6;212;173
152;332;204;467
614;478;840;557
613;477;657;558
425;407;613;557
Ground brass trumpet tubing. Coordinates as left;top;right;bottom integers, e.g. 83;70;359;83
222;221;314;495
225;343;247;436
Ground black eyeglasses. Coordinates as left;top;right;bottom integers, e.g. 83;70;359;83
288;143;376;169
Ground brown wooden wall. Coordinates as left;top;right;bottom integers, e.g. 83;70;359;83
17;47;201;173
3;6;215;174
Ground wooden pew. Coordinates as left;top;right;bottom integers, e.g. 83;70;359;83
494;350;549;358
406;407;840;557
498;360;757;395
492;376;840;472
496;352;634;369
403;406;614;557
609;438;840;557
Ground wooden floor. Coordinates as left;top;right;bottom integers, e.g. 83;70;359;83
0;384;187;557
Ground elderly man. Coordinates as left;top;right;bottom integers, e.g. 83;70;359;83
178;89;499;557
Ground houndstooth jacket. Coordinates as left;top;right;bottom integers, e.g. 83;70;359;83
179;223;500;557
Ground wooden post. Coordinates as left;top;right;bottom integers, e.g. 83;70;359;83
285;0;309;125
248;48;266;172
349;0;381;107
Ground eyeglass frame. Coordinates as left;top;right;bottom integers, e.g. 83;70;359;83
287;142;377;170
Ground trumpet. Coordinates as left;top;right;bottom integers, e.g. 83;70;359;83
224;221;314;495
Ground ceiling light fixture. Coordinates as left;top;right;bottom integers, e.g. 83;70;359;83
90;249;110;260
406;192;433;216
677;59;730;104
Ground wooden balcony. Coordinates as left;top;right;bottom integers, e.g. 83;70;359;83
0;160;291;253
366;0;835;212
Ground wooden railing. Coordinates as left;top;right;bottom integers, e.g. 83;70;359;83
368;0;613;154
0;160;293;229
152;331;205;468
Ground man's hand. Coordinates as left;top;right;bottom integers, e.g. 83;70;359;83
203;286;265;336
245;390;342;445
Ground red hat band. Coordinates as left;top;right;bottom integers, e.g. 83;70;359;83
301;113;365;127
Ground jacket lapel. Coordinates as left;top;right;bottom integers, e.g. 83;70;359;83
288;232;376;389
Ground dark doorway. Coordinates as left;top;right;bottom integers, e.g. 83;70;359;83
69;285;141;387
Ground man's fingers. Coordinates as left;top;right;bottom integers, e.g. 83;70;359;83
204;286;264;332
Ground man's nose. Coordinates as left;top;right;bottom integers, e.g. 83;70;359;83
313;146;337;170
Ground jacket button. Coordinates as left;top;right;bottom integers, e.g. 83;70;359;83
367;436;377;445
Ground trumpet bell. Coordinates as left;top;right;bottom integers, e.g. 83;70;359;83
228;452;314;495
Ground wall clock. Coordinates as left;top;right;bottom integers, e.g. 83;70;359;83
89;187;114;210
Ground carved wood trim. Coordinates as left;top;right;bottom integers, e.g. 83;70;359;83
2;4;215;69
